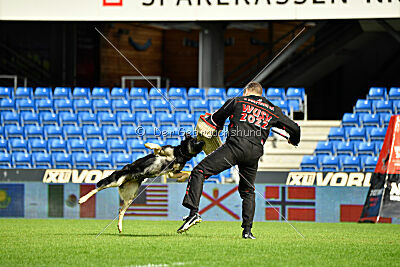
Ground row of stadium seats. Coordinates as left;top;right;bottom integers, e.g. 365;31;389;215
300;155;378;172
299;86;398;172
0;86;306;102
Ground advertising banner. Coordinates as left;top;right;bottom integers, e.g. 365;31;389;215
0;0;399;21
0;184;24;217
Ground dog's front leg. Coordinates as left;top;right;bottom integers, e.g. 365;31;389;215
168;172;191;183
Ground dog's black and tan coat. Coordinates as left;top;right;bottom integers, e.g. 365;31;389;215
79;133;204;233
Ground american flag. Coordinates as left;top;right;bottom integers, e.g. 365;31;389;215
124;184;168;217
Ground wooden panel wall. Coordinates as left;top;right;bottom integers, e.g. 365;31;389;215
100;23;163;87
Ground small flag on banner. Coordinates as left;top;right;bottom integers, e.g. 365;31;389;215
125;184;168;217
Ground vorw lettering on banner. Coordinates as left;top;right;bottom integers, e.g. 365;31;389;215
390;182;400;201
43;169;114;184
286;172;372;187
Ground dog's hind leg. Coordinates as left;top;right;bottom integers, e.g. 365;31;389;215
117;180;140;233
79;171;129;205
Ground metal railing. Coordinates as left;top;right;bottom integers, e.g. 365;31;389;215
121;75;170;89
0;75;28;90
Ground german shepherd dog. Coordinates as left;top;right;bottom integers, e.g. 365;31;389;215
79;133;204;233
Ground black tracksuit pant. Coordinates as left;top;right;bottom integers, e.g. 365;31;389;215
182;136;264;229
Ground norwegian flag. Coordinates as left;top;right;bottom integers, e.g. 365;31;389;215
124;184;168;217
264;186;315;221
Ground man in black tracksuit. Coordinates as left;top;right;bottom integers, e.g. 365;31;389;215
177;82;301;238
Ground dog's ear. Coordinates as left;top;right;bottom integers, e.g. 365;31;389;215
184;132;192;140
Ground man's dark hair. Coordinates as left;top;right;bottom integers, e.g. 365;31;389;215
245;82;263;95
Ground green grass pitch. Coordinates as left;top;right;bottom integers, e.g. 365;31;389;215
0;219;399;266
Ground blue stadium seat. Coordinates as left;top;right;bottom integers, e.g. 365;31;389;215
288;99;301;112
151;99;172;113
68;139;88;153
166;136;180;146
348;127;367;141
49;138;68;153
72;87;91;99
136;112;155;126
21;112;39;126
171;99;190;113
286;87;305;101
103;126;123;140
370;128;386;141
59;112;78;126
53;153;73;169
72;152;93;169
159;125;178;140
336;142;355;156
364;156;378;172
361;113;380;128
357;142;375;156
16;99;35;112
2;112;19;125
149;88;167;100
354;99;372;114
94;153;113;169
209;99;225;112
29;139;48;153
110;87;128;99
32;152;52;168
380;113;392;127
74;99;92;113
117;113;136;126
53;87;71;99
0;87;13;98
88;139;107;153
321;156;341;171
132;99;151;112
145;138;164;148
176;113;196;126
168;87;187;99
188;87;206;100
0;152;12;168
373;141;383;155
300;155;319;171
98;113;117;126
112;99;131;113
130;87;148;100
314;141;334;156
393;100;400;113
127;138;146;153
0;98;15;112
388;87;400;100
84;126;103;140
158;113;175;126
226;88;241;98
367;87;387;100
24;125;45;139
14;87;33;99
342;156;361;172
190;100;209;113
64;126;83;140
34;87;52;99
142;125;158;138
342;113;360;127
40;112;58;126
36;99;54;112
113;153;132;168
266;88;285;100
12;153;32;168
0;138;7;153
44;125;64;139
207;88;226;100
122;126;139;139
108;139;127;153
9;139;29;153
5;125;24;139
79;112;98;126
272;100;289;114
375;100;394;113
54;99;74;113
92;87;110;99
93;99;112;113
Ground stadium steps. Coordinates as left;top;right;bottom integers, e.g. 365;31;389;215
259;120;340;171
